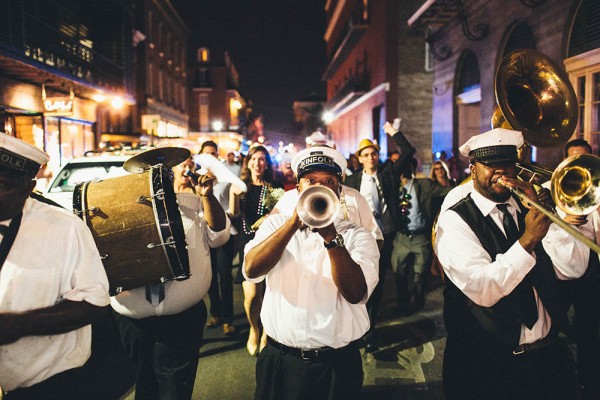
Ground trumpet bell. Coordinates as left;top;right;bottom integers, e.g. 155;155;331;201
296;186;340;229
495;49;578;148
551;154;600;216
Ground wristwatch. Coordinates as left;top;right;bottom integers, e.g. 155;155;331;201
324;233;344;249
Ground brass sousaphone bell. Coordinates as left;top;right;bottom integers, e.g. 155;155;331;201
494;49;578;148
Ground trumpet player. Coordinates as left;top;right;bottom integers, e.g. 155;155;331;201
434;128;589;400
243;146;379;400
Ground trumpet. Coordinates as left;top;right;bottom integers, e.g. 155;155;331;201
296;186;340;229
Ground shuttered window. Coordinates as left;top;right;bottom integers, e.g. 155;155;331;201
569;0;600;57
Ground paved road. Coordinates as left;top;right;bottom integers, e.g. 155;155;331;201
80;264;448;399
112;267;448;400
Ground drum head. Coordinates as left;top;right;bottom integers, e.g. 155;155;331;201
124;147;191;173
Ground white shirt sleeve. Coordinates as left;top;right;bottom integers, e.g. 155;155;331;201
435;209;536;307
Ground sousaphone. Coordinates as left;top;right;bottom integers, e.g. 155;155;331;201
494;49;578;148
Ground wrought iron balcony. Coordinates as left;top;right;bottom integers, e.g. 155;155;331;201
0;0;129;95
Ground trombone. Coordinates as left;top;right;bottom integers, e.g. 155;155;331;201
494;49;600;253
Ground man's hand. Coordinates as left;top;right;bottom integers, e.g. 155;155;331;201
383;121;398;136
563;214;588;226
195;174;215;197
315;222;337;243
519;206;552;252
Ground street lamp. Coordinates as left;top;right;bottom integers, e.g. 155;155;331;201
322;111;334;124
212;120;224;131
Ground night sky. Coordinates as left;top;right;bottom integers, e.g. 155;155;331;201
171;0;327;138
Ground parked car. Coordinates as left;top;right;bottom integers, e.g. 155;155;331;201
43;153;134;209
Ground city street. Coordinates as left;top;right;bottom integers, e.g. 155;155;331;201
114;265;448;400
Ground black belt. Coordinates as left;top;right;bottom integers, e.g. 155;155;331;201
512;332;558;355
401;228;428;236
267;336;346;361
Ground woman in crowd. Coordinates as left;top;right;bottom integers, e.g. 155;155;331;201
172;156;197;194
429;159;456;279
230;145;283;356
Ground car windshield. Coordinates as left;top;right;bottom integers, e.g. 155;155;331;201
48;161;128;193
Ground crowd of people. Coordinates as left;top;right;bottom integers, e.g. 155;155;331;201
1;122;599;399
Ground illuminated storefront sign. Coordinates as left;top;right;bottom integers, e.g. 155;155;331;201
43;97;74;116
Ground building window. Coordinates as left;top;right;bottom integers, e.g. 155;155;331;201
456;50;480;104
565;0;600;152
425;41;433;72
199;93;209;131
158;69;164;100
197;47;210;63
568;0;600;57
148;62;154;96
501;22;536;58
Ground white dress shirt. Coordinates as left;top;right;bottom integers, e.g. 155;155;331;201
243;214;379;349
0;198;110;391
111;192;230;318
435;189;589;345
271;185;383;241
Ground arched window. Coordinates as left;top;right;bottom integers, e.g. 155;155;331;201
568;0;600;57
456;50;480;104
197;47;210;63
502;22;536;58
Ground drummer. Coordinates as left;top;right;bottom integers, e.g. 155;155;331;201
110;154;230;400
0;132;110;399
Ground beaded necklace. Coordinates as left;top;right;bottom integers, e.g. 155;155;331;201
241;184;267;235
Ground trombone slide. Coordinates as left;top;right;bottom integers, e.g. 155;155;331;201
505;186;600;254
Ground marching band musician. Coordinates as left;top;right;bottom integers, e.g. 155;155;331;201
243;146;379;400
434;128;589;399
0;132;110;400
111;157;229;400
545;139;600;399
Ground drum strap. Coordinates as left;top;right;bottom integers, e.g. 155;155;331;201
146;282;165;305
0;212;23;272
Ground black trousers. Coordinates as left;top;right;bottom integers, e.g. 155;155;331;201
365;231;394;339
561;275;600;399
255;340;363;400
114;300;207;400
443;335;578;400
4;367;83;400
208;236;235;323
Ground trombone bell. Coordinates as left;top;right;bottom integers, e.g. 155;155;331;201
551;154;600;216
296;186;341;229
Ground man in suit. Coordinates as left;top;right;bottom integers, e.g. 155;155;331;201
344;122;415;349
390;154;451;314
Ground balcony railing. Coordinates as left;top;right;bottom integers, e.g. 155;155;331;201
0;0;128;92
327;76;368;112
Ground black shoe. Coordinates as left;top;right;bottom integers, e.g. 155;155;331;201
365;341;379;353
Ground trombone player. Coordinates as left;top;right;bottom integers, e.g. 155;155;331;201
243;146;379;400
544;138;600;399
434;128;589;400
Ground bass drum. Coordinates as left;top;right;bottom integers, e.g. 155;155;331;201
74;165;189;295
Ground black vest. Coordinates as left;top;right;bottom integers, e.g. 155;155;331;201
444;194;571;350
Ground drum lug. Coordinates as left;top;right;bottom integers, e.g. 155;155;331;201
147;237;176;249
137;189;165;204
73;207;99;216
100;254;108;260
